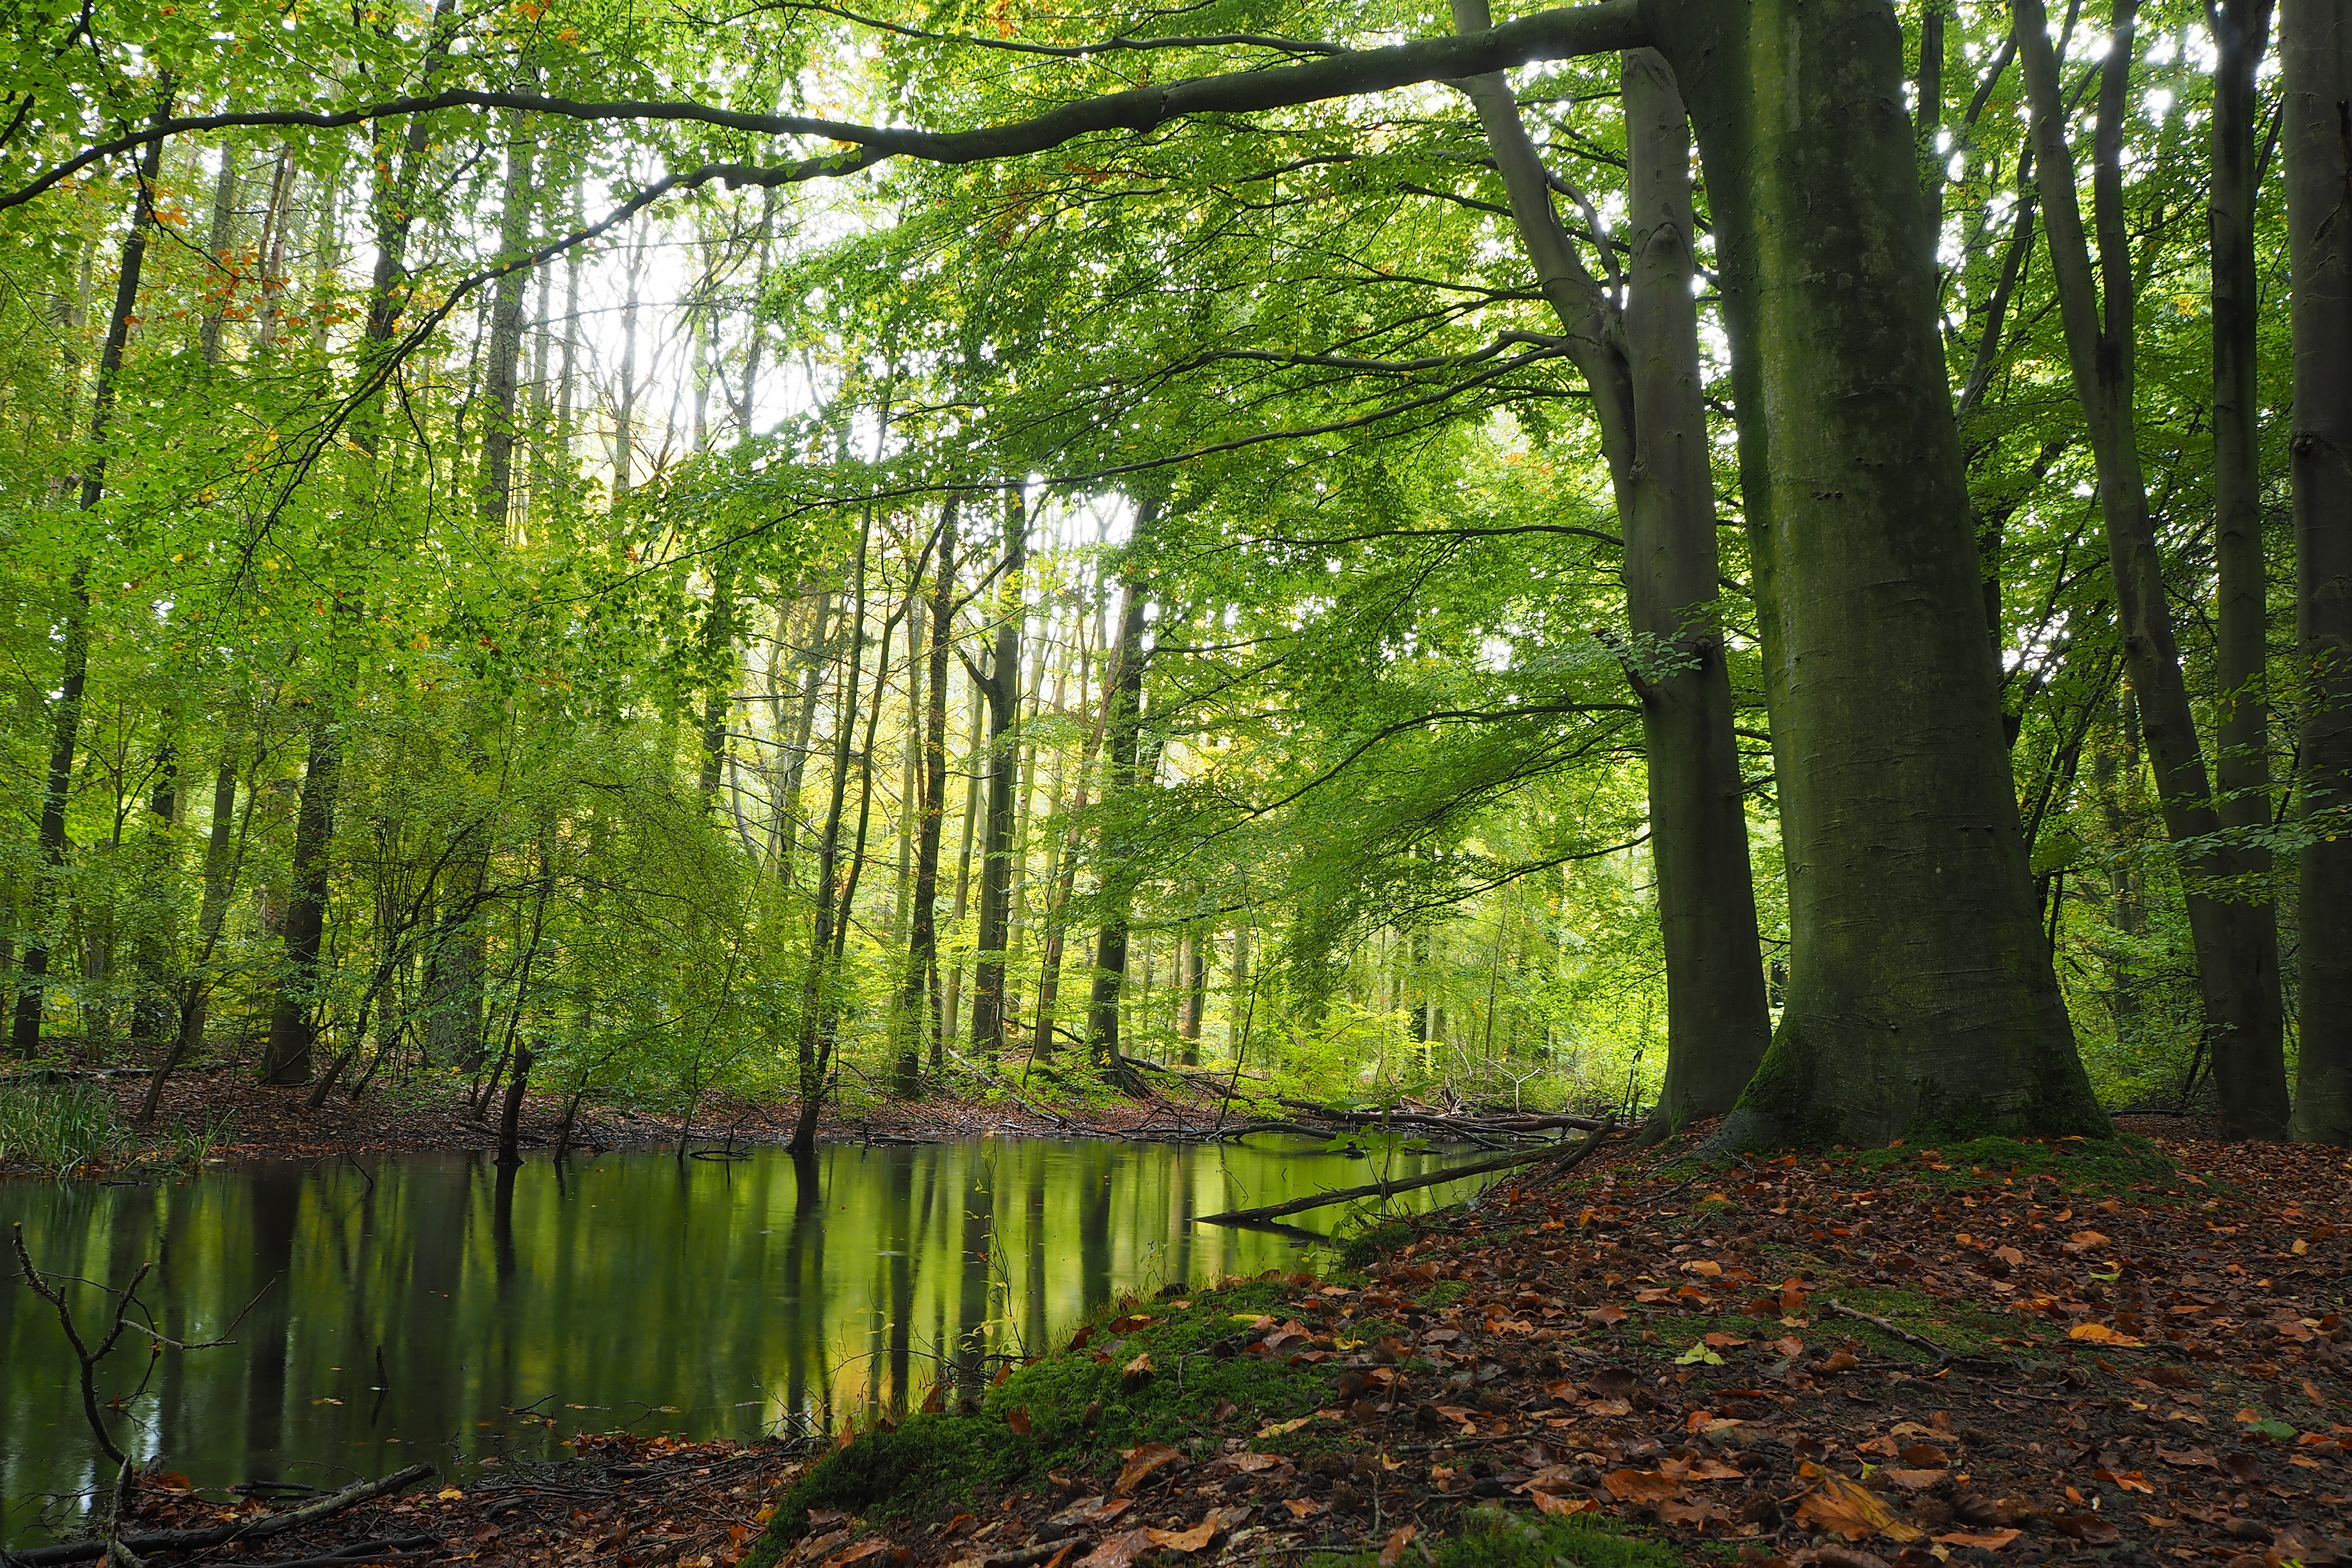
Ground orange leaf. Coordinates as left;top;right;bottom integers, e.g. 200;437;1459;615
2069;1324;2144;1348
1145;1521;1216;1553
1529;1491;1599;1518
1007;1408;1032;1436
1379;1524;1420;1566
1934;1530;2022;1551
1586;1304;1628;1326
1282;1499;1325;1519
1075;1529;1157;1568
1795;1474;1923;1542
1602;1469;1681;1504
1703;1332;1750;1349
1115;1443;1183;1495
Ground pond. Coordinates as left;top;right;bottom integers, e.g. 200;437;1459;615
1;1134;1496;1547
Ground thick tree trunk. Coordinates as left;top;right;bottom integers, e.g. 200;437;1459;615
1449;14;1769;1132
1648;0;2105;1144
970;494;1028;1058
2284;0;2352;1143
11;105;166;1059
2016;0;2288;1138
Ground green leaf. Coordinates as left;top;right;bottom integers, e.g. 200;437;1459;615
1676;1341;1725;1366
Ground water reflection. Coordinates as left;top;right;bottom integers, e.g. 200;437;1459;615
1;1135;1483;1546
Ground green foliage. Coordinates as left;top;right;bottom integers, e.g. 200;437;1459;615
0;1081;133;1178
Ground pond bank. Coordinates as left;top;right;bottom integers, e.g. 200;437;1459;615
0;1066;1202;1181
23;1120;2336;1568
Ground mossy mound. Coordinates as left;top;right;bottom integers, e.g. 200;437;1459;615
1311;1507;1684;1568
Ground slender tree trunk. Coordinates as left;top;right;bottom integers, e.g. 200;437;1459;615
260;718;340;1083
1646;0;2106;1144
789;514;872;1156
1450;14;1769;1131
1086;573;1150;1081
1178;921;1206;1066
2016;0;2289;1138
198;143;239;365
2285;0;2352;1143
699;566;737;799
970;493;1028;1058
477;117;535;540
777;590;834;883
897;500;957;1095
942;684;984;1059
11;99;167;1059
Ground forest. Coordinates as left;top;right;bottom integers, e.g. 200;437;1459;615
0;0;2348;1166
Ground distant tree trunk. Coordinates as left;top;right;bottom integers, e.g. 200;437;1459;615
1178;922;1206;1066
777;589;834;883
1086;573;1150;1082
789;513;872;1157
260;717;340;1083
11;97;167;1059
477;118;535;540
1035;624;1103;1062
942;685;984;1058
2017;0;2288;1139
197;143;240;364
699;565;737;799
138;719;253;1121
897;500;956;1096
2285;0;2352;1144
970;494;1028;1058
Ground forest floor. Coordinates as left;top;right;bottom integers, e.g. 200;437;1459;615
47;1118;2350;1568
0;1059;1206;1178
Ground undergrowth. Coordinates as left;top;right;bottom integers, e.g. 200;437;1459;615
0;1077;230;1179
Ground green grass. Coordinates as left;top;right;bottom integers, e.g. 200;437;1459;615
1312;1506;1684;1568
0;1079;134;1178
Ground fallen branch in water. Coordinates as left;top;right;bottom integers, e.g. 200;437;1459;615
8;1464;438;1567
1193;1117;1614;1227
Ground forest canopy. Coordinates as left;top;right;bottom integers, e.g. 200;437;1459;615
1;0;2345;1149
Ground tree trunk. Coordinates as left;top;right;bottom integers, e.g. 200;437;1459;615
11;99;167;1059
1647;0;2106;1145
260;717;340;1083
1619;48;1774;1137
970;493;1028;1058
2015;0;2288;1139
897;499;957;1096
1449;12;1769;1132
477;119;535;539
789;512;872;1156
1086;574;1150;1079
2284;0;2352;1143
1178;921;1206;1066
942;683;985;1058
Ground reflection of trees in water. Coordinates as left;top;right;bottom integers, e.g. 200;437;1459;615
4;1136;1477;1541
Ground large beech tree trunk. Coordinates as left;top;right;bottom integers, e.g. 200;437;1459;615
1648;0;2105;1145
1450;12;1769;1135
2284;0;2352;1144
2014;0;2288;1138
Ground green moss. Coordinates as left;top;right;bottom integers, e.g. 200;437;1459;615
1827;1286;2016;1361
1311;1506;1684;1568
1336;1216;1424;1269
746;1276;1390;1568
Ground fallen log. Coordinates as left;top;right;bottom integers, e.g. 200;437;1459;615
1193;1118;1613;1227
7;1464;436;1567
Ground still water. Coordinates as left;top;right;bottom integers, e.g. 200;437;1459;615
2;1136;1485;1545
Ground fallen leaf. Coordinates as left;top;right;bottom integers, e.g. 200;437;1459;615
1529;1491;1600;1518
1145;1521;1215;1553
1682;1260;1724;1277
437;1488;465;1502
1121;1353;1153;1388
1677;1340;1726;1366
1586;1304;1628;1327
1897;1444;1949;1469
1075;1529;1158;1568
2156;1447;2217;1470
1703;1331;1751;1349
1281;1499;1325;1519
1602;1469;1681;1504
1007;1408;1032;1436
1796;1474;1924;1542
2050;1514;2120;1546
1877;1470;1948;1491
2093;1467;2154;1495
1255;1415;1312;1439
820;1541;893;1568
1932;1531;2021;1551
1379;1525;1419;1566
1115;1443;1183;1495
1655;1499;1720;1527
1223;1453;1282;1474
2068;1323;2143;1347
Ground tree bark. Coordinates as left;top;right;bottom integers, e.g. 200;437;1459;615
2015;0;2289;1138
12;98;167;1059
897;499;957;1095
1448;13;1769;1133
1648;0;2106;1144
260;717;340;1083
1086;572;1150;1079
2284;0;2352;1143
970;493;1028;1058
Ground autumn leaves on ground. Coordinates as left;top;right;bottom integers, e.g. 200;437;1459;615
105;1126;2349;1568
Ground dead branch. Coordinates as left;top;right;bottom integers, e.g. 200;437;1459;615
9;1463;438;1567
1194;1117;1612;1227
